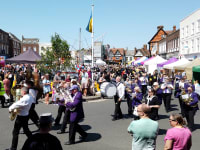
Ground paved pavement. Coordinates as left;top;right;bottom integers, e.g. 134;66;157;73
0;97;200;150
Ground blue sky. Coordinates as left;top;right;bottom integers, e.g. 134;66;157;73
0;0;200;50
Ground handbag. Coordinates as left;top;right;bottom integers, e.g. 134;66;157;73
133;106;138;116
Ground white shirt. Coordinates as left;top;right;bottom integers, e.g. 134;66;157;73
161;83;173;93
9;94;33;116
29;89;37;104
116;82;125;99
140;77;148;85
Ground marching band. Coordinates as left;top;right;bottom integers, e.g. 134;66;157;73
1;65;200;149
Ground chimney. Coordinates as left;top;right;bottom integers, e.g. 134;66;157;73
157;25;164;31
173;25;176;32
143;44;147;50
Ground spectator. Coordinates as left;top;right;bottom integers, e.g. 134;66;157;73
164;113;192;150
128;104;159;150
42;74;51;105
22;113;63;150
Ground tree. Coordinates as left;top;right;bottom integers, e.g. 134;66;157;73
37;33;72;74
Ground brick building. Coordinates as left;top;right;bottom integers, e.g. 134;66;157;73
133;44;150;59
21;36;39;53
0;29;10;58
148;26;173;56
158;26;180;59
166;28;180;59
108;48;126;64
9;33;21;57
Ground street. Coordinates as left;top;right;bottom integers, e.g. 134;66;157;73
0;97;200;150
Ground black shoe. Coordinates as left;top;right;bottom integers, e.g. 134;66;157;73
118;116;123;119
112;118;117;121
54;123;60;126
57;130;65;134
64;141;75;145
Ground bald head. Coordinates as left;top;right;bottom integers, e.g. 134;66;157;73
116;76;121;82
137;104;151;117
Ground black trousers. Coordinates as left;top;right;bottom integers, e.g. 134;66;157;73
126;96;132;115
184;108;197;131
69;120;87;143
0;95;5;107
114;95;123;119
29;103;39;126
162;93;171;112
60;109;70;132
11;115;32;149
55;105;66;124
178;97;185;117
141;85;147;96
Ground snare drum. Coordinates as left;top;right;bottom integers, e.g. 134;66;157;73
100;82;117;97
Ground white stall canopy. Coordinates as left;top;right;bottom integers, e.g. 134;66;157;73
163;58;189;70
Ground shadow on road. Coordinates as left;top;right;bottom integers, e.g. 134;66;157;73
171;104;178;108
158;128;167;135
81;125;92;132
76;133;102;144
169;107;179;111
193;124;200;131
158;114;169;120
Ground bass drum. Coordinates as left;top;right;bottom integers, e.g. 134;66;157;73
100;82;117;97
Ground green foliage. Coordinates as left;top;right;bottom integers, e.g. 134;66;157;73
37;33;72;74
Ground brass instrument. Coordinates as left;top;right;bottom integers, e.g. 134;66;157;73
60;88;76;111
181;90;198;108
9;108;19;121
126;87;132;93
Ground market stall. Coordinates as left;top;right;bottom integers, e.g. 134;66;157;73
134;56;148;65
144;55;166;74
163;58;189;70
6;49;41;64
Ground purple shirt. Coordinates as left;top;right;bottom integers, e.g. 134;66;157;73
164;127;191;150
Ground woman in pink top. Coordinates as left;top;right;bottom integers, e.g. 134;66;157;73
164;113;192;150
3;74;11;96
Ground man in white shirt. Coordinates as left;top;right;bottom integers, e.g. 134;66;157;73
112;76;125;121
8;87;33;150
26;81;39;128
161;78;174;113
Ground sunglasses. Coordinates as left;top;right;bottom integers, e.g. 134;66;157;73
169;119;176;122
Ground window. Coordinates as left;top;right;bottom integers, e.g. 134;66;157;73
33;46;36;51
130;57;132;61
116;57;120;60
191;22;194;35
197;38;200;52
191;40;194;52
197;19;200;32
186;26;189;37
182;42;185;53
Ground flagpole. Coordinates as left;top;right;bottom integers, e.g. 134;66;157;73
91;4;94;80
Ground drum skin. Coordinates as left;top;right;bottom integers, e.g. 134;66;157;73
100;82;117;97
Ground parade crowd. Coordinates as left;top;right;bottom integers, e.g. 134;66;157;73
0;63;199;150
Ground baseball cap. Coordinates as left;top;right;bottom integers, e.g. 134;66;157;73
69;85;79;91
